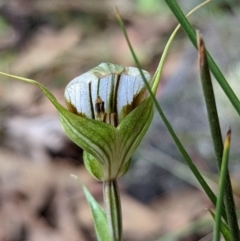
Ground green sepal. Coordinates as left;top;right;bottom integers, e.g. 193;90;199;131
84;149;132;181
116;97;154;176
0;72;117;171
59;111;116;168
83;151;104;180
83;97;153;181
102;96;154;180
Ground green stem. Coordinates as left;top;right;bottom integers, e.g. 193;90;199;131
103;180;122;241
198;34;239;240
198;33;223;175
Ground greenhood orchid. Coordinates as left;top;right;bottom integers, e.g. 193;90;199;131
64;63;154;181
0;62;154;182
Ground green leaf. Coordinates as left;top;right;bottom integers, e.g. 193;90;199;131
198;33;239;233
213;129;239;241
197;32;224;172
209;210;231;241
213;129;230;241
71;175;111;241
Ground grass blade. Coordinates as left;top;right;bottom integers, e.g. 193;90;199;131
115;8;220;217
151;0;211;93
165;0;240;116
197;32;223;175
198;33;239;237
209;210;231;241
213;129;232;241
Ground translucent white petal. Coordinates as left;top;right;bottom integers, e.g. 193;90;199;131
64;63;151;124
64;72;98;118
117;67;150;122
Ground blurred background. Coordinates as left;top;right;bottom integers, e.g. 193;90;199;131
0;0;240;240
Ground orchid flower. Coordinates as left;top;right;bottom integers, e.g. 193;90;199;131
64;62;153;181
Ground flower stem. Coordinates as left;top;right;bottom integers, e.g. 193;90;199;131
103;180;122;241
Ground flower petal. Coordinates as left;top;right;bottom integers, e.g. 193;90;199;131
64;63;151;125
117;67;150;122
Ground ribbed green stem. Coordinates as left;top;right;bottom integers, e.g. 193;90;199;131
198;34;239;240
103;180;122;241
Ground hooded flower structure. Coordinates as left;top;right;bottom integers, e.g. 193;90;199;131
64;63;154;181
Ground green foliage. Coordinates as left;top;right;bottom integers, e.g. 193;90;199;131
213;130;231;241
164;1;240;240
165;0;240;116
116;1;219;217
71;175;111;241
210;210;231;241
198;32;239;240
118;1;239;240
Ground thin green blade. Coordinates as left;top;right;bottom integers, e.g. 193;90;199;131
71;175;111;241
213;129;239;241
198;33;239;234
164;0;240;116
115;8;218;213
209;210;231;241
